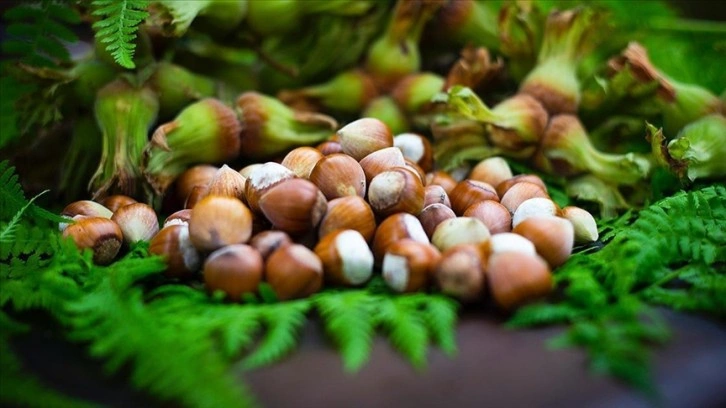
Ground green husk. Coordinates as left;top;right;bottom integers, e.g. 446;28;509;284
565;174;631;219
391;72;445;114
433;0;499;50
236;92;337;158
362;96;409;135
498;1;545;81
142;98;241;197
520;7;603;114
60;116;103;201
649;115;726;182
147;0;247;37
537;115;652;186
148;62;217;119
89;78;159;200
278;70;378;114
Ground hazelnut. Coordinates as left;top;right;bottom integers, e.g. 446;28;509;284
463;201;511;234
258;178;328;236
203;244;263;301
163;209;192;228
431;217;491;252
434;244;486;302
423;184;451;208
265;244;323;300
495;174;547;198
367;166;425;218
393;132;433;172
499;181;549;214
382;239;441;293
188;195;253;252
336;118;393;160
315;230;374;287
316;140;344;155
59;200;113;231
62;217;123;265
486;251;552;310
418;203;457;239
100;195;138;213
425;171;457;195
207;164;247;201
281;146;324;179
512;197;558;228
372;213;429;265
149;224;201;279
358;146;406;183
309;153;366;199
184;184;209;209
449;179;499;215
249;230;292;259
244;162;296;213
512;216;574;268
469;157;513;188
559;206;599;243
174;164;218;204
403;158;427;183
318;196;376;242
111;203;160;244
480;232;536;258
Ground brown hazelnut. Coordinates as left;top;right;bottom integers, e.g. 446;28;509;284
418;203;457;239
163;209;192;228
100;195;138;213
265;244;323;300
60;200;113;231
203;244;263;301
463;201;512;234
174;164;218;204
188;195;253;252
372;213;429;265
258;178;328;236
499;181;549;214
281;146;324;179
207;164;247;201
393;132;433;172
425;171;457;195
512;216;574;268
449;179;499;215
358;146;406;183
62;217;123;265
249;230;292;259
149;224;201;279
423;185;451;208
309;153;366;199
486;251;552;310
367;166;425;218
244;162;296;213
495;174;547;198
382;239;441;293
469;157;513;188
318;196;376;242
434;244;486;302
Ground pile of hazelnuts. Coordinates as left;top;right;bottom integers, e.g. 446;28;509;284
59;118;599;310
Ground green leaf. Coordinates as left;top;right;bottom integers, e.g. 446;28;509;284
91;0;150;69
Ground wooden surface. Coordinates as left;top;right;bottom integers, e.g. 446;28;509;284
11;309;726;407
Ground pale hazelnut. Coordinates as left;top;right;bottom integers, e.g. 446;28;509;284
469;157;513;188
495;174;547;198
559;206;599;243
480;232;536;258
431;217;491;252
111;203;159;244
512;216;574;268
336;118;393;160
315;229;374;286
207;164;247;201
59;200;113;231
393;132;433;172
163;209;192;228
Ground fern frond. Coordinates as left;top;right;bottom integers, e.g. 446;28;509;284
420;295;458;356
2;1;80;68
314;291;377;372
91;0;150;69
0;190;48;244
507;303;583;328
378;297;429;369
0;161;67;224
241;300;311;370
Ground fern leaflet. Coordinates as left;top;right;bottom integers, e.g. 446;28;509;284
91;0;150;69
